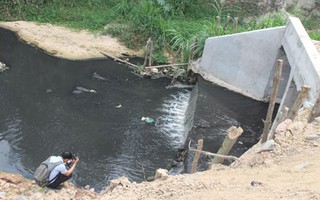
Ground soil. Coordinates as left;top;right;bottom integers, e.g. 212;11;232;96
1;21;320;200
0;21;144;60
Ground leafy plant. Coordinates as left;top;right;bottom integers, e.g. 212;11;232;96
133;64;145;74
209;0;239;18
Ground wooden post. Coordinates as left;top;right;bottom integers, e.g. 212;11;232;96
287;85;311;120
188;38;197;69
232;16;238;33
261;59;283;143
209;126;243;167
172;44;182;64
253;17;257;29
191;139;203;174
223;14;231;32
268;106;289;140
310;97;320;121
143;38;153;67
308;94;320;122
216;16;221;33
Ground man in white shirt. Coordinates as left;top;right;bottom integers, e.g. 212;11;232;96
47;151;79;189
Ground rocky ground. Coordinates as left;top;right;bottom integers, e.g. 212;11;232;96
0;21;320;200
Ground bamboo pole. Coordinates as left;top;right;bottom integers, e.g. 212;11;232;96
188;38;197;68
209;126;243;168
188;140;240;161
223;13;231;32
232;16;238;33
144;63;188;69
288;85;311;120
172;44;182;64
268;106;289;140
143;37;153;67
261;59;283;143
216;16;221;33
308;93;320;122
100;52;138;68
191;139;203;174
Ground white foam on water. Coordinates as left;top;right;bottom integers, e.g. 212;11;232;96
157;90;193;148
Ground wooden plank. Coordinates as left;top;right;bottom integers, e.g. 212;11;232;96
191;139;203;174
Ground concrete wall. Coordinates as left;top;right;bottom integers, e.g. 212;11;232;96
193;26;286;101
282;17;320;104
194;17;320;107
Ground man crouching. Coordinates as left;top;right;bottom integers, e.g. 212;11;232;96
47;151;79;189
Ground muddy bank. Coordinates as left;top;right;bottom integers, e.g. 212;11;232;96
0;21;144;60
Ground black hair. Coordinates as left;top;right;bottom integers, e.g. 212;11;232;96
61;151;73;159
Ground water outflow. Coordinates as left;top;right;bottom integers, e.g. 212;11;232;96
157;84;198;148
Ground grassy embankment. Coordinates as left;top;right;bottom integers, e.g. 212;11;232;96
0;0;317;64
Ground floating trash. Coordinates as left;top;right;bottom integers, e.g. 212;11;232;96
141;116;155;123
72;86;97;94
0;62;9;73
92;72;107;81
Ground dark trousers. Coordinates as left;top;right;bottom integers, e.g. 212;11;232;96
47;173;72;189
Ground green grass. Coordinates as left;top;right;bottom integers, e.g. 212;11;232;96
287;7;320;41
308;31;320;41
0;0;295;62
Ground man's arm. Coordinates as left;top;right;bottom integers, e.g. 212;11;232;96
63;157;79;177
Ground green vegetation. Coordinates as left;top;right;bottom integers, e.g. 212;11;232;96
0;0;293;63
286;7;320;41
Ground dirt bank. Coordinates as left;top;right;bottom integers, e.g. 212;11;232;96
0;21;144;60
0;21;320;200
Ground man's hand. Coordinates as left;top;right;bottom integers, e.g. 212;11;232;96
74;157;79;164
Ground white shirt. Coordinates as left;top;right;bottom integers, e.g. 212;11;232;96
48;156;67;183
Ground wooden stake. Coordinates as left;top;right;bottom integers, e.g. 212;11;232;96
188;40;196;68
288;85;311;120
191;139;203;174
172;45;182;64
100;52;138;68
143;37;153;67
308;93;320;122
216;16;221;33
232;16;238;33
268;106;289;140
209;126;243;168
253;17;257;29
223;13;231;32
261;59;283;143
145;63;188;69
188;140;240;161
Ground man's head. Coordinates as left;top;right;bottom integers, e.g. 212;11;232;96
61;151;73;160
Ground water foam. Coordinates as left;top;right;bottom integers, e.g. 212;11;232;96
157;85;198;148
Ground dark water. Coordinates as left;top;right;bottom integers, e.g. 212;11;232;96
187;77;270;171
0;28;269;190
